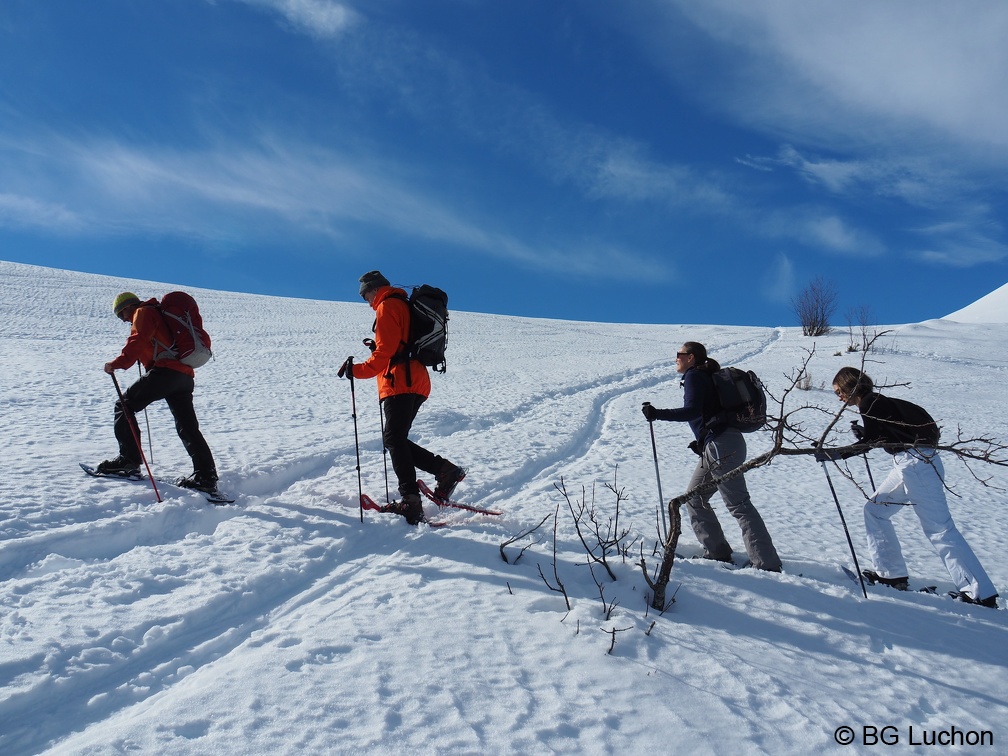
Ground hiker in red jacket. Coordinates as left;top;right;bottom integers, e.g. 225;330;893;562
97;292;218;493
342;271;464;524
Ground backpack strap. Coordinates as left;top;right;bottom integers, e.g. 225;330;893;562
142;302;176;362
380;291;413;388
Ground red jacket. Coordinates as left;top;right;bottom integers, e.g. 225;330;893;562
351;286;430;400
107;299;195;377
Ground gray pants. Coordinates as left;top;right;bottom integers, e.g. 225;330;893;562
683;428;782;571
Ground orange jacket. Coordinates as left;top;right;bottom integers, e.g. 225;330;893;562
351;286;430;400
108;299;195;377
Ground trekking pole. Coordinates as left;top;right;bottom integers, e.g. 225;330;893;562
819;458;868;599
863;457;876;491
852;421;875;490
643;403;669;542
110;372;162;503
339;357;364;522
138;364;153;464
363;338;390;504
379;399;390;504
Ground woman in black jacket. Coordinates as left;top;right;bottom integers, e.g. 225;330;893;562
833;367;997;607
643;342;781;572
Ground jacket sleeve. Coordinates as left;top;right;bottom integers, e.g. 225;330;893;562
654;371;707;423
352;298;408;380
859;394;898;444
108;307;157;371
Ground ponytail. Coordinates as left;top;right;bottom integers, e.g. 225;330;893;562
683;341;719;373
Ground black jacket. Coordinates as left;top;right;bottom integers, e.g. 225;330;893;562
858;393;939;454
653;367;725;448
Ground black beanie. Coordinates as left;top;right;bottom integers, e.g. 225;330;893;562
359;270;390;299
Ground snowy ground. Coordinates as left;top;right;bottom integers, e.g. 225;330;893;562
1;260;1006;755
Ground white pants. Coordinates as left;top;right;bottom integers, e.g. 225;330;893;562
864;450;996;600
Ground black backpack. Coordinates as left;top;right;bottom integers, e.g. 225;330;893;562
390;284;449;375
709;367;767;433
882;396;940;447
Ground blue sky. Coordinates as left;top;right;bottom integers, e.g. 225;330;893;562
2;1;1006;325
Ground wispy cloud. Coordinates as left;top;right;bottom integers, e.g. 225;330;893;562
0;193;83;232
629;1;1008;159
762;252;795;304
744;145;968;209
304;20;735;218
760;207;886;258
911;221;1008;267
802;214;883;257
0;133;669;282
235;0;359;38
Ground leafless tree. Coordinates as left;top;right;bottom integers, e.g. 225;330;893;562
792;277;838;337
845;304;877;353
639;331;1008;609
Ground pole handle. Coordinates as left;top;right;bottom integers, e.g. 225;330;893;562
338;356;354;380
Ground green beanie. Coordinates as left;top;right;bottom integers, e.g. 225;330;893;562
113;292;141;317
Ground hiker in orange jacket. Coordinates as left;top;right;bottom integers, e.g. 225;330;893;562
97;292;218;493
342;271;464;525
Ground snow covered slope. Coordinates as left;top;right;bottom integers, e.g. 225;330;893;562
1;261;1006;754
945;281;1008;323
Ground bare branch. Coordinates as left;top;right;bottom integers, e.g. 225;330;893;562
500;513;551;564
556;468;639;582
536;501;570;610
603;625;634;655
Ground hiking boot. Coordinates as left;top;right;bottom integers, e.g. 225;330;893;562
434;463;466;501
389;494;425;525
949;591;999;608
862;570;909;591
177;471;219;494
96;455;140;476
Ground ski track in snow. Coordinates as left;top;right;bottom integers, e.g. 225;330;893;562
1;262;1006;754
428;328;783;507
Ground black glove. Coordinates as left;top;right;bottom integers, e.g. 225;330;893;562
850;422;865;441
688;440;701;456
363;338;376;353
641;403;658;422
338;356;354;379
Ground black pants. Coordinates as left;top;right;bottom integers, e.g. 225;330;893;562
382;393;446;497
116;367;216;476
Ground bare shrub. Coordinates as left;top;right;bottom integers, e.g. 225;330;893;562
793;277;838;337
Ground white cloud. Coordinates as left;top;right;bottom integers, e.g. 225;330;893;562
759;208;885;258
625;1;1008;161
762;252;795;304
802;215;881;256
0;133;669;282
236;0;358;38
911;222;1008;267
0;193;82;232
